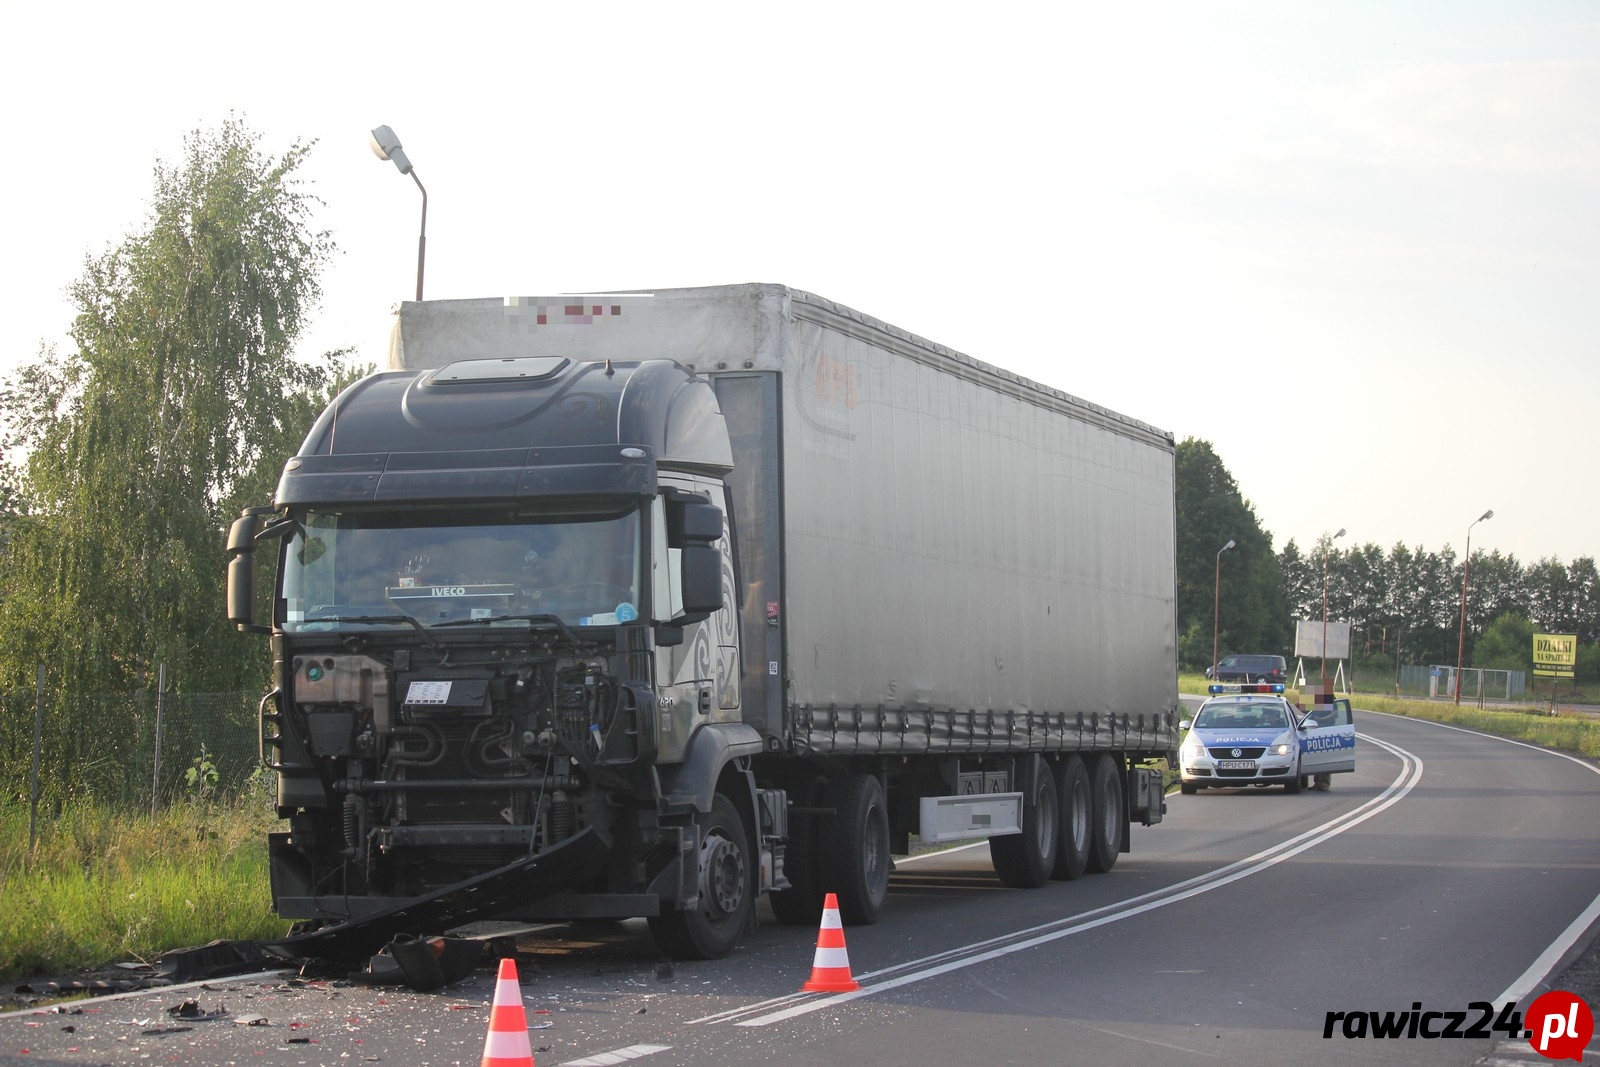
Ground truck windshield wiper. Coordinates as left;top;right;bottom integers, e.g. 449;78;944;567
431;613;580;644
300;613;443;650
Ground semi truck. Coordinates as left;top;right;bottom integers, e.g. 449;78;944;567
226;283;1179;961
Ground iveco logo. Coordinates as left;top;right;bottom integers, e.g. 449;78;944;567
1231;748;1242;758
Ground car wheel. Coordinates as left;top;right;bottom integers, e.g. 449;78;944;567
1179;781;1197;796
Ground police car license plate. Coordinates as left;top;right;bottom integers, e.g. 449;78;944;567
1218;759;1257;770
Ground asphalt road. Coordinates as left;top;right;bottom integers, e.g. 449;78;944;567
2;709;1598;1066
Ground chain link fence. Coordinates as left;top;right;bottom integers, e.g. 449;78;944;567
0;675;263;813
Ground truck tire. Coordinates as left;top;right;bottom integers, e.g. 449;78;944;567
819;773;890;926
1085;753;1124;874
990;760;1058;888
1051;755;1091;881
768;780;823;926
647;793;752;960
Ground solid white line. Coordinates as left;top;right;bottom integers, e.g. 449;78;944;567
1363;710;1600;1005
558;1043;672;1066
1363;708;1600;776
698;737;1423;1026
727;736;1423;1027
1498;894;1600;1006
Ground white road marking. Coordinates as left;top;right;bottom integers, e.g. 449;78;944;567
558;1043;673;1065
697;734;1424;1027
1361;710;1600;1006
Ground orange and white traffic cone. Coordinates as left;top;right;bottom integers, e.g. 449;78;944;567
480;957;536;1067
801;892;860;992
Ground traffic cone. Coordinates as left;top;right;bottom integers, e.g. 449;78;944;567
801;892;860;992
480;957;536;1067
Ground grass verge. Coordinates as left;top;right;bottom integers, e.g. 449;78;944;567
0;787;291;982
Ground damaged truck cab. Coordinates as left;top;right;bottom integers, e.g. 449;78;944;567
230;355;772;959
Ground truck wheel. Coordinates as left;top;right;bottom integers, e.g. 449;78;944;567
1052;755;1092;880
819;774;890;926
991;760;1059;888
1085;753;1124;874
647;793;752;960
768;780;823;926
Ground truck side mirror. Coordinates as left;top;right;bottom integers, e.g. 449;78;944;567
226;512;262;629
227;508;291;634
678;501;724;618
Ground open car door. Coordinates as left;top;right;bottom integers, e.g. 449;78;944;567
1299;698;1356;775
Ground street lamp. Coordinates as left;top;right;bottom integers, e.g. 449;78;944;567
1321;528;1346;691
1212;539;1236;682
369;124;428;301
1454;508;1494;706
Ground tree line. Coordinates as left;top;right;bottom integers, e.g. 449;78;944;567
0;118;358;703
1177;439;1599;682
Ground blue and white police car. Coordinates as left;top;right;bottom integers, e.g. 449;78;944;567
1178;684;1357;794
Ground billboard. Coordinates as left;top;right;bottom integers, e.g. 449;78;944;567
1295;619;1351;660
1533;633;1577;679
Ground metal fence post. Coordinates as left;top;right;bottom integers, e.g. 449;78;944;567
151;663;167;815
28;663;44;858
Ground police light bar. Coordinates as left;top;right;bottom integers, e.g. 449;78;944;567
1207;683;1287;694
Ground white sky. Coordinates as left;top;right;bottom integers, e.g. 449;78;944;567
2;1;1595;564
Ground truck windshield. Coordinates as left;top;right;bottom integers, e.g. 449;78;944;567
280;505;642;632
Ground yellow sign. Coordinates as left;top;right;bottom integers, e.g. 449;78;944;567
1533;632;1577;678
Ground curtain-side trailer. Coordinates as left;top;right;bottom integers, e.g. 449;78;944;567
226;283;1179;962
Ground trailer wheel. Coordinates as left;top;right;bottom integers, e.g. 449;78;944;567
647;793;752;960
819;774;890;926
1051;755;1091;881
990;760;1058;888
768;780;823;926
1085;753;1124;874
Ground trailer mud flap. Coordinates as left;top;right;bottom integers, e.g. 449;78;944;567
260;827;608;963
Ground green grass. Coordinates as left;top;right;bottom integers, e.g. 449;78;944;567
0;787;291;982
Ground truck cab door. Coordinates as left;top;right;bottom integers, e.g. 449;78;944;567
1298;698;1356;775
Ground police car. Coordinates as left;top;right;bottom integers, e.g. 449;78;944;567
1177;684;1357;794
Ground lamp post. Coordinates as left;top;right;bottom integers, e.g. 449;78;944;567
1321;528;1346;691
1454;509;1494;706
1212;539;1236;682
369;125;428;301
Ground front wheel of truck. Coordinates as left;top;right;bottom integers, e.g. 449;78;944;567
647;793;752;960
819;773;890;926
